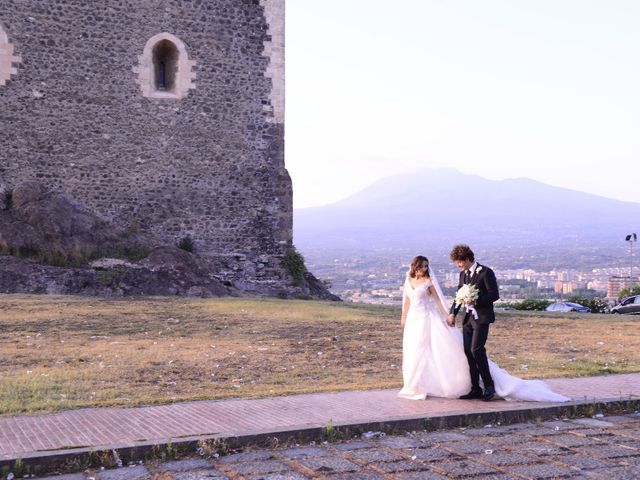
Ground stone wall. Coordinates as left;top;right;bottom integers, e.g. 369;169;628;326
0;0;291;268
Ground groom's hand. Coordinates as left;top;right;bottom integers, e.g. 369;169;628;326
447;314;455;327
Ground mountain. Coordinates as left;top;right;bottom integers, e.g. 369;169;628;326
293;169;640;260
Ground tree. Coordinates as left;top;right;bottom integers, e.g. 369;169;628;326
618;285;640;300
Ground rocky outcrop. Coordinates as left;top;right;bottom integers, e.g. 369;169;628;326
0;181;150;265
301;272;342;301
0;250;234;297
0;251;339;299
0;182;339;300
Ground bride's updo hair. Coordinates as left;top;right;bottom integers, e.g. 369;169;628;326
409;255;430;278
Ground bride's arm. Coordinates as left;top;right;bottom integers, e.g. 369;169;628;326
401;287;410;327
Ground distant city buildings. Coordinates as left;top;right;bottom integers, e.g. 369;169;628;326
554;280;574;294
306;253;640;305
588;279;608;291
607;276;640;299
554;271;573;294
443;272;459;288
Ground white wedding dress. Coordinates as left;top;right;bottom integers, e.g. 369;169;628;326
398;270;570;402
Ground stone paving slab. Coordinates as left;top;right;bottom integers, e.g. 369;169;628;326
22;412;640;479
0;373;639;472
98;466;151;480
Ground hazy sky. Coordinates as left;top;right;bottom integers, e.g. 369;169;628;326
285;1;640;208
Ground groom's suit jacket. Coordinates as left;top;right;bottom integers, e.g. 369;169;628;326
450;263;500;325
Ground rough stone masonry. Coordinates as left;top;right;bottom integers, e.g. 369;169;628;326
0;0;293;286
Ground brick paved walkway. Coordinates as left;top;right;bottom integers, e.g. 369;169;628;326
0;373;639;463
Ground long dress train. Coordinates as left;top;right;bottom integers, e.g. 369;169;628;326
398;274;570;402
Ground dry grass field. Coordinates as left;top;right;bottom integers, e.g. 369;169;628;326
0;294;639;416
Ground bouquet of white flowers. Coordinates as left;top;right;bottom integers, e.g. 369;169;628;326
455;284;480;319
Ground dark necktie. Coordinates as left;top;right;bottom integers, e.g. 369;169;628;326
464;270;471;284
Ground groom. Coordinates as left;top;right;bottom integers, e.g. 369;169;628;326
447;244;500;401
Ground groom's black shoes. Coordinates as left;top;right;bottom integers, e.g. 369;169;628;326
482;386;496;402
460;388;483;400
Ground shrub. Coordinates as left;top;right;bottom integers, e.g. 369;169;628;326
98;270;118;285
177;236;194;253
495;302;518;309
514;299;552;311
567;296;609;314
283;247;306;285
98;245;150;262
122;217;140;238
118;245;150;261
2;243;150;267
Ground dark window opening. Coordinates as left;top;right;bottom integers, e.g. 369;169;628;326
152;40;179;92
158;61;166;89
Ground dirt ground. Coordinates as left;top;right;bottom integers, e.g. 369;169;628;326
0;294;638;415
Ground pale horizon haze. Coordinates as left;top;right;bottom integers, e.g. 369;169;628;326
285;1;640;208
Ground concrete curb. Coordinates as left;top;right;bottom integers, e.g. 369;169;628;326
1;396;638;476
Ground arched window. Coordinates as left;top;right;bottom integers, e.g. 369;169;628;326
0;23;21;86
133;33;196;99
153;40;178;91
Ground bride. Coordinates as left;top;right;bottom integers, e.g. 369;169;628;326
398;255;570;402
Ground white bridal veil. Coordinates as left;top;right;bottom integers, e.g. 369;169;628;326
428;266;450;318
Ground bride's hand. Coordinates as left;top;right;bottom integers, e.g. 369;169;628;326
446;314;455;327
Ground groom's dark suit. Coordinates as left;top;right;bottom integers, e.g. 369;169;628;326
450;263;500;391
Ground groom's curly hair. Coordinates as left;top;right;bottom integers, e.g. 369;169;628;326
450;244;475;262
409;255;430;278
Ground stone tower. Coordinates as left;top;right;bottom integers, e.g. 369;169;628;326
0;0;291;283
